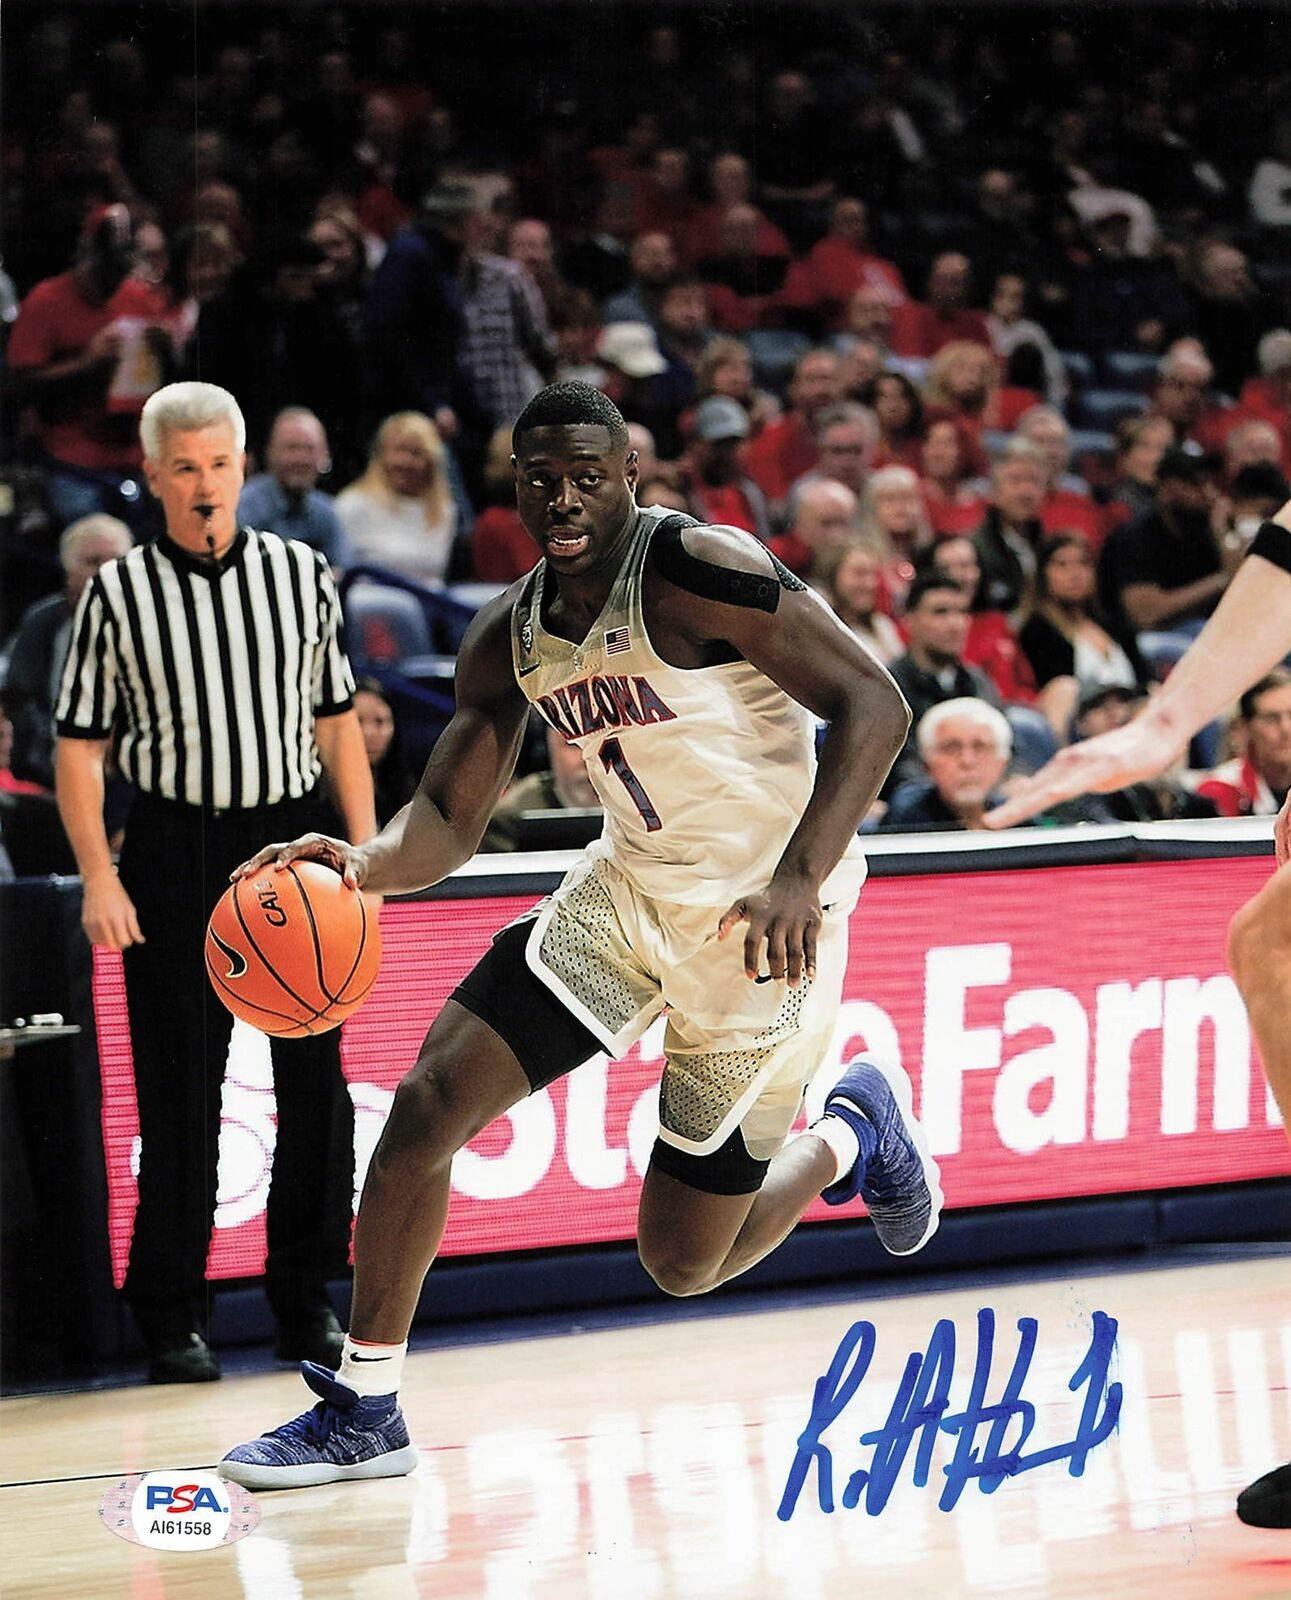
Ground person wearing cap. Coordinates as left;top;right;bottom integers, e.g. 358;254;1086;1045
595;320;693;459
1096;445;1237;669
1070;683;1216;823
8;202;168;533
683;395;770;539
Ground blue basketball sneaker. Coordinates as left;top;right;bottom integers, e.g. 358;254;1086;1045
818;1057;943;1256
218;1362;419;1491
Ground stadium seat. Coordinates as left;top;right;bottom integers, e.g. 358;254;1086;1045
744;329;811;394
340;565;480;662
1073;389;1148;430
341;582;434;667
1058;351;1096;389
1102;351;1160;390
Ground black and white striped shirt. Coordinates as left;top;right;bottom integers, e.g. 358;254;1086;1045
55;527;355;810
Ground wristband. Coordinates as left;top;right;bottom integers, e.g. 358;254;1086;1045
1249;520;1291;575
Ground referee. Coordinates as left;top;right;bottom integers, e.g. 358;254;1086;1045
55;382;377;1383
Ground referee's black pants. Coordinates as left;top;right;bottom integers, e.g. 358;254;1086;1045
118;790;355;1346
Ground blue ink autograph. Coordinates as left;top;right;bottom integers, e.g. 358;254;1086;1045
777;1308;1121;1520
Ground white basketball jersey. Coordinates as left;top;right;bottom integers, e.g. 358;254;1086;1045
511;506;866;907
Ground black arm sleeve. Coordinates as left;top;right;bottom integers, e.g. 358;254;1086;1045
1249;520;1291;576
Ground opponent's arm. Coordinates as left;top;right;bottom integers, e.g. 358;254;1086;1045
988;501;1291;829
235;595;530;894
650;524;910;982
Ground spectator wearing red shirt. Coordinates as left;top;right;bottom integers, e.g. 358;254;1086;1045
1232;330;1291;463
860;371;925;470
929;534;1038;706
1014;405;1104;545
471;428;538;582
698;204;792;332
920;417;988;536
744;347;842;502
786;196;908;332
768;478;859;577
1197;670;1291;818
922;340;1003;438
9;203;168;532
788;403;878;504
683;397;771;541
632;148;707;266
691;152;791;264
890;252;993;359
1149;341;1230;453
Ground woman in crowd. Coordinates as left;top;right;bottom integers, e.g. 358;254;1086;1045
919;416;987;535
860;371;924;470
921;340;1002;436
813;538;903;664
692;335;780;432
1018;532;1143;736
928;535;1037;705
337;412;461;588
353;677;416;827
985;272;1068;406
859;463;934;611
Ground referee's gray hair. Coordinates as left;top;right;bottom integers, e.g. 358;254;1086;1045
917;697;1012;758
140;382;246;460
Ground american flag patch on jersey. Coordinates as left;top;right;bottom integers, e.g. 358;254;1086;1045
604;626;631;655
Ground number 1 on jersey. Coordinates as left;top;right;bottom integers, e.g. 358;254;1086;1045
599;737;662;831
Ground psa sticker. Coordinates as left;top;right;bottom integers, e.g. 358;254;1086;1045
99;1471;259;1550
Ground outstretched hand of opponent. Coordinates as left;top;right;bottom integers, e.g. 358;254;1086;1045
718;869;822;987
983;718;1186;830
231;832;368;890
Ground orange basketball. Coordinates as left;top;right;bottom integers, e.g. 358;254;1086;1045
204;860;382;1037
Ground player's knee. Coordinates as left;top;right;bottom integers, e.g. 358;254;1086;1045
638;1245;718;1298
387;1056;473;1158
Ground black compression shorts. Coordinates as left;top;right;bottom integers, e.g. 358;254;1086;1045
450;918;772;1196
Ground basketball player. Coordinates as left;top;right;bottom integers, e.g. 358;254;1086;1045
220;381;941;1489
986;497;1291;1530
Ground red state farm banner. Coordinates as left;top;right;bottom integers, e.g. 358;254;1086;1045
92;857;1289;1285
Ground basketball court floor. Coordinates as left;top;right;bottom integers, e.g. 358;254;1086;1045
3;1248;1289;1598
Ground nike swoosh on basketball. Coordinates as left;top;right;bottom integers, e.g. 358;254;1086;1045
210;929;248;979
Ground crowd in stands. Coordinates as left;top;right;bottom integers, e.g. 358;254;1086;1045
3;4;1291;858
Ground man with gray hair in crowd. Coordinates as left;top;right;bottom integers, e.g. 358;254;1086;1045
237;407;353;570
881;697;1018;832
789;401;879;503
2;513;134;789
54;381;375;1384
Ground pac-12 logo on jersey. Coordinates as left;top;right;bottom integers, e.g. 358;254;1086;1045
534;673;677;742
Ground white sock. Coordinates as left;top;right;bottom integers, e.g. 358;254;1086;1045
809;1113;862;1186
339;1336;407;1397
